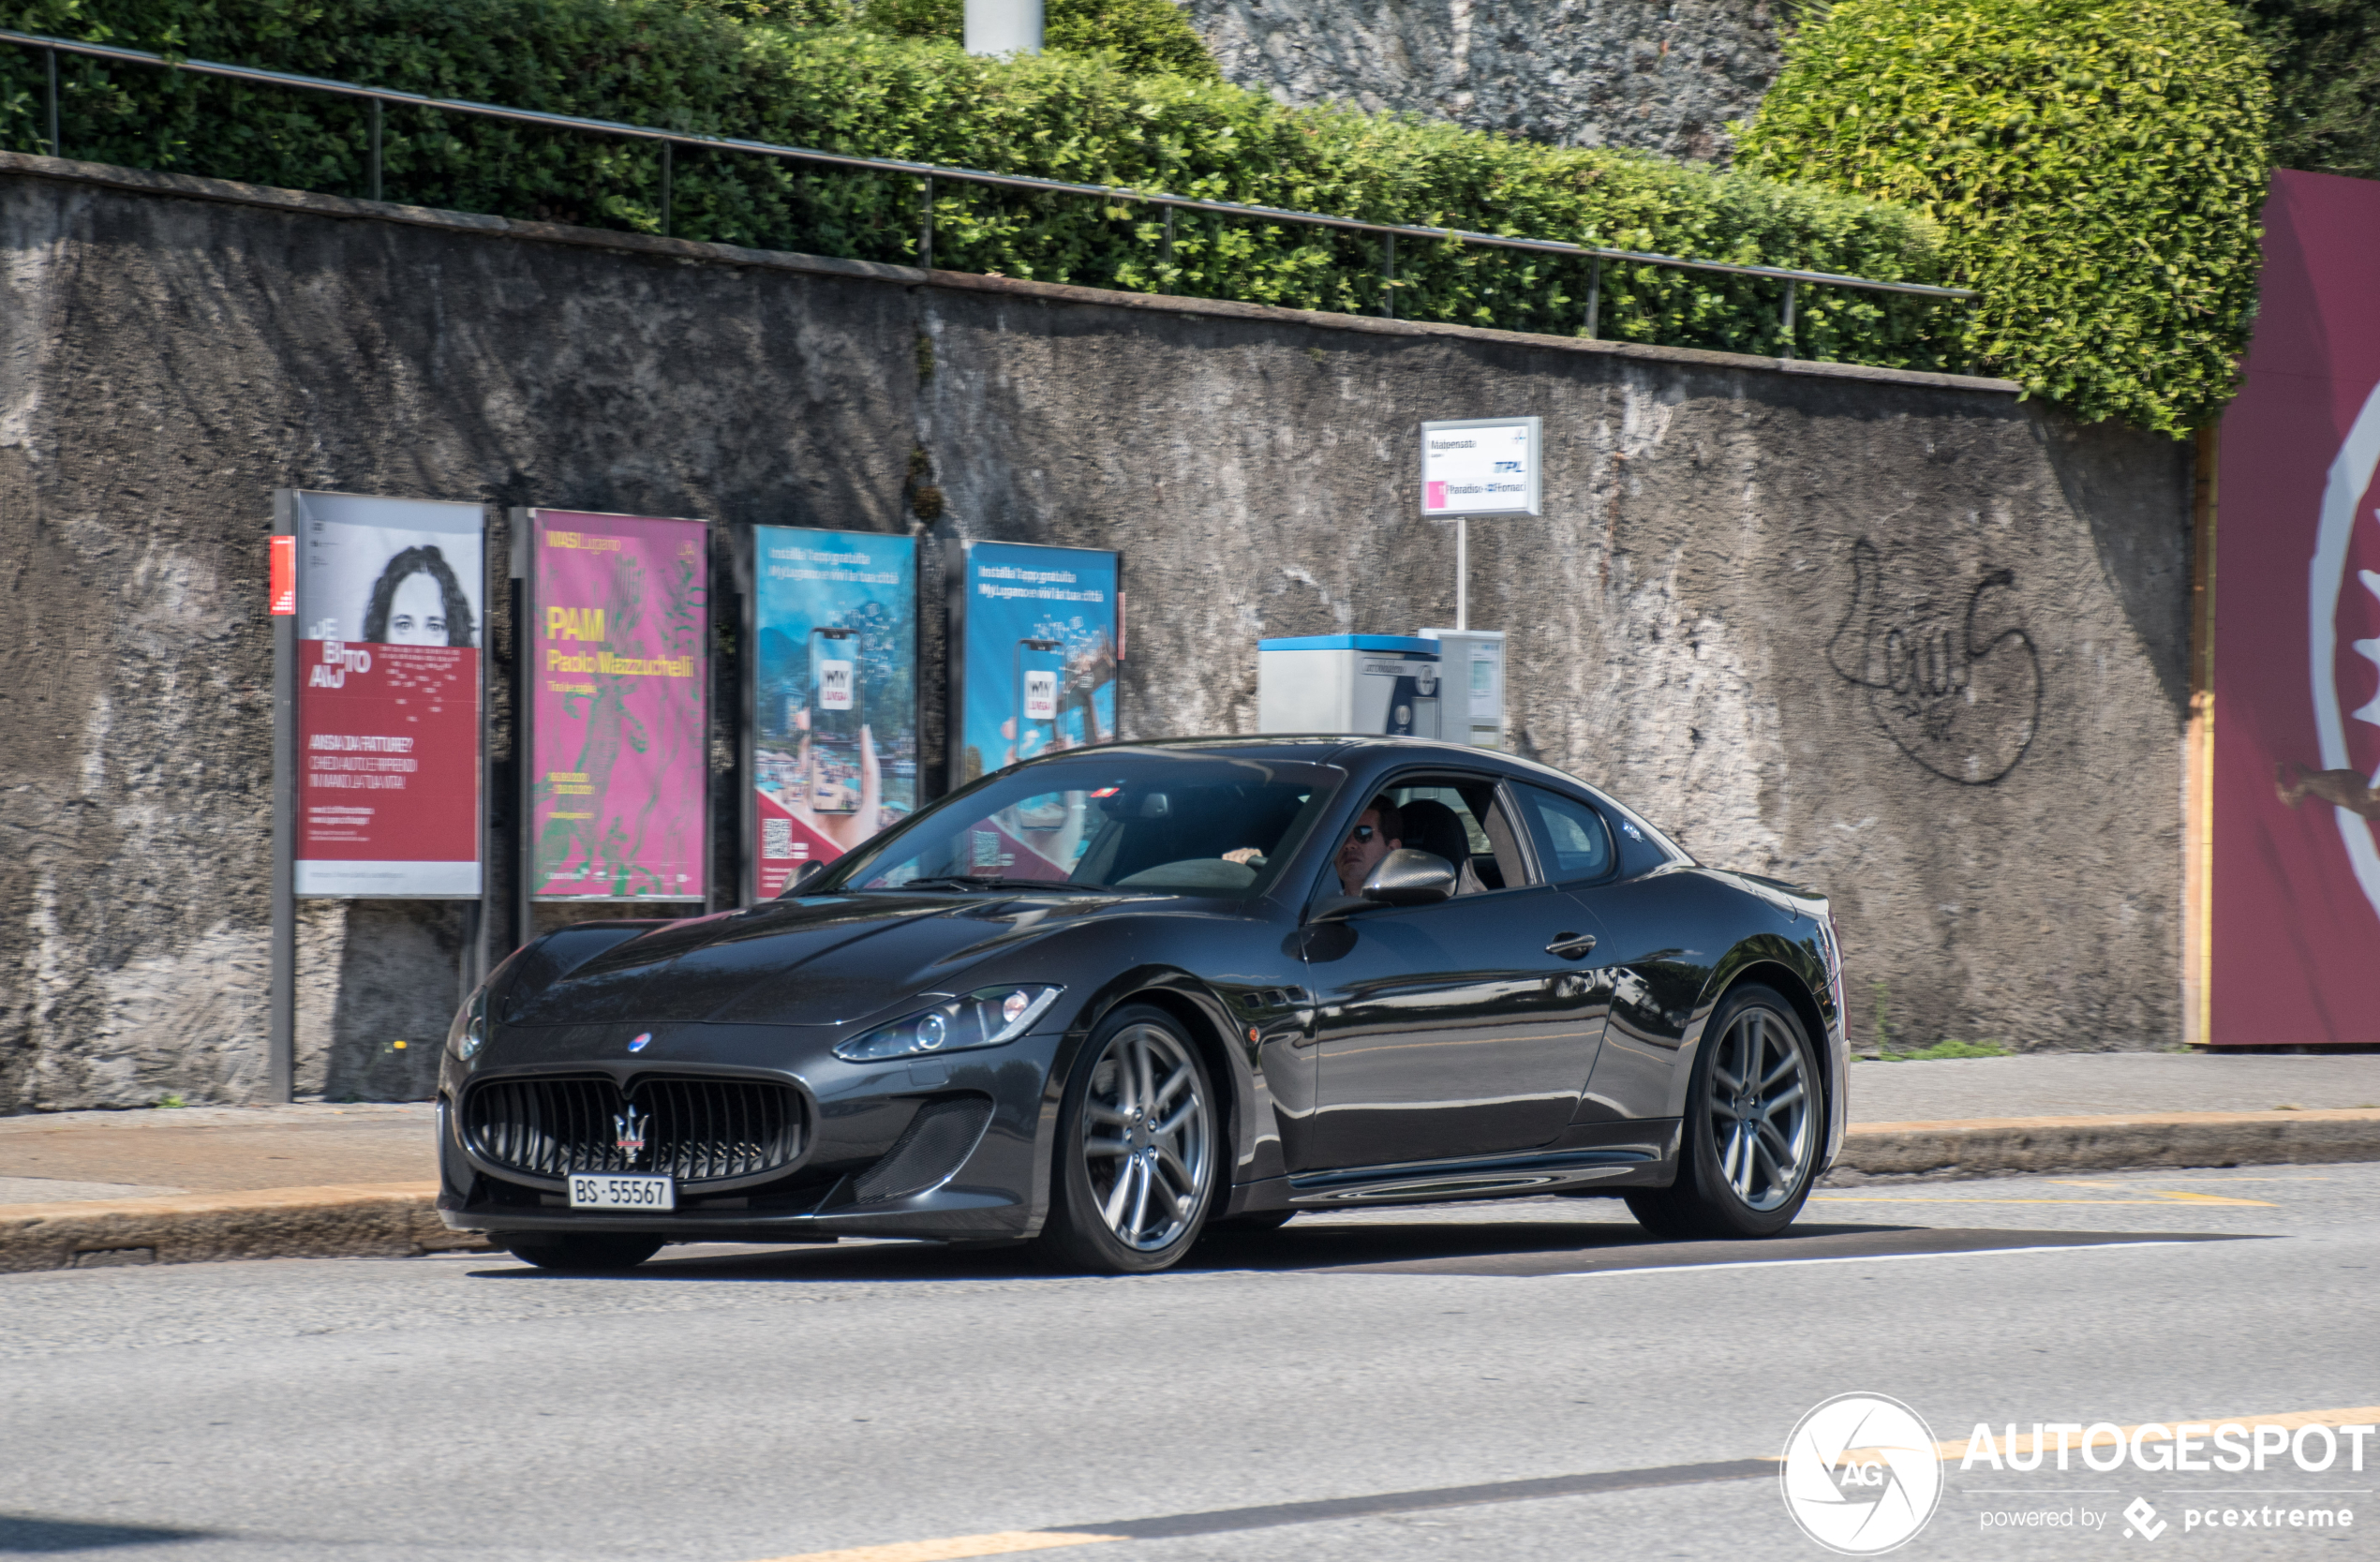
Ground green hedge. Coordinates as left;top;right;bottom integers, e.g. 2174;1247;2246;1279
0;0;1958;365
1738;0;2271;434
2244;0;2380;180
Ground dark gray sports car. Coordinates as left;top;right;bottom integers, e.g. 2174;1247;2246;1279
438;737;1848;1273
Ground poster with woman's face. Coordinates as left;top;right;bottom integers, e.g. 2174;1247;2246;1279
289;493;485;899
296;496;485;648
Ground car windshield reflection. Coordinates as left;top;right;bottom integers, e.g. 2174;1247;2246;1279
810;751;1346;899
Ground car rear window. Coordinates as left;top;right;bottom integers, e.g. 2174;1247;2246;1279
1510;784;1615;885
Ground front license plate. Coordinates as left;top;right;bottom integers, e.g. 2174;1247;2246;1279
568;1173;676;1211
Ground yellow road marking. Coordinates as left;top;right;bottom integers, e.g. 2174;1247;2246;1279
750;1532;1123;1562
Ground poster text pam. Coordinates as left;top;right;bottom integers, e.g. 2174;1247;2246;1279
528;512;708;901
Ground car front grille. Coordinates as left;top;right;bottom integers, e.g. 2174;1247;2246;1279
463;1075;806;1186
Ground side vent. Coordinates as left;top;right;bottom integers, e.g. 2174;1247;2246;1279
852;1097;994;1204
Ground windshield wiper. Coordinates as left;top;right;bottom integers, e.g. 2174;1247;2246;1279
880;876;1107;893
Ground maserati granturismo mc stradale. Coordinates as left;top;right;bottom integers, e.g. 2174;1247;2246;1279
438;737;1848;1273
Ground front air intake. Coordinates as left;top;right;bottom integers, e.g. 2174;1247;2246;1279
464;1075;806;1187
852;1096;994;1203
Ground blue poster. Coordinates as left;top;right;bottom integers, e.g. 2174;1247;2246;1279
751;527;918;894
955;541;1120;788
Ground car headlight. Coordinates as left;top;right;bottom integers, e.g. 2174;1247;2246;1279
834;985;1063;1064
447;985;489;1062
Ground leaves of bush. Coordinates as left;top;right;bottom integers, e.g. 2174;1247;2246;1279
1;0;1956;364
1738;0;2271;434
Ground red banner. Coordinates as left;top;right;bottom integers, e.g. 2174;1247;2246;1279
2209;171;2380;1045
297;641;481;894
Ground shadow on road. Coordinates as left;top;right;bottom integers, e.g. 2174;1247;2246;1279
463;1217;2250;1283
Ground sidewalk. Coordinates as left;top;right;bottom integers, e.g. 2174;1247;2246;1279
4;1055;2377;1272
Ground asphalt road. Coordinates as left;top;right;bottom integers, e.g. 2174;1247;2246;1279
4;1166;2374;1561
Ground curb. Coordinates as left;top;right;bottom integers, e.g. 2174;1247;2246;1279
1829;1109;2380;1183
0;1183;486;1274
4;1112;2375;1273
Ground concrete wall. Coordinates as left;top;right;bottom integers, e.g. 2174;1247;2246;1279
0;154;2191;1111
1172;0;1785;162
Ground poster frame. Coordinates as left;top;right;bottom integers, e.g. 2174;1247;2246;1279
946;538;1124;796
739;523;923;906
285;487;490;903
512;506;714;942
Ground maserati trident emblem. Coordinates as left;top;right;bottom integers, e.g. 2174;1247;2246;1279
614;1104;649;1160
627;1032;651;1053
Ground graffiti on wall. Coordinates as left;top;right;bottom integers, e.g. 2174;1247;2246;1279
1825;538;2042;785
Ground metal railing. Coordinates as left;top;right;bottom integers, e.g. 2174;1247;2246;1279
1;27;1974;358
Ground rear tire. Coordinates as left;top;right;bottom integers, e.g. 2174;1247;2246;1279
1625;983;1822;1241
1035;1005;1219;1274
500;1233;665;1272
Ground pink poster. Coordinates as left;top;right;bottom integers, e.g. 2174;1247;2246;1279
2209;171;2380;1045
527;509;709;901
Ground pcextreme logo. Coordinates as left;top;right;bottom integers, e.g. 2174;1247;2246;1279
1780;1393;1945;1555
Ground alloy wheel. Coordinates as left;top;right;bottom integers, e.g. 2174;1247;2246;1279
1078;1021;1212;1251
1704;1004;1812;1212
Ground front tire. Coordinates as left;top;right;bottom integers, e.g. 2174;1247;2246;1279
1626;983;1822;1241
1035;1005;1219;1274
499;1233;665;1272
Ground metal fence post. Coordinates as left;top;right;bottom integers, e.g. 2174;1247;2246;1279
1585;256;1601;340
1781;279;1798;362
368;97;382;202
661;140;673;239
1160;203;1173;295
918;174;934;270
1382;231;1396;320
45;46;59;157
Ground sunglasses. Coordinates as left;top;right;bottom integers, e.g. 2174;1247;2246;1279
1346;825;1377;843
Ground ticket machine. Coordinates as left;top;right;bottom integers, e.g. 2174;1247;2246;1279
1256;635;1441;737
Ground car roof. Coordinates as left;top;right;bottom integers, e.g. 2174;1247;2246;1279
1012;735;1586;791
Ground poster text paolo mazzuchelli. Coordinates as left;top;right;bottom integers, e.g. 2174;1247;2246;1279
526;510;708;904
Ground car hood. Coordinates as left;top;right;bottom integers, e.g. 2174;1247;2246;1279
498;893;1091;1029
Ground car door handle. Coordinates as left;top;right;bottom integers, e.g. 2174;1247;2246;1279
1546;931;1598;960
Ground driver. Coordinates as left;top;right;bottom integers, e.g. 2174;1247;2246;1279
1334;796;1403;895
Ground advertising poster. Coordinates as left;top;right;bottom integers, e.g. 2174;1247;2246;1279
750;528;919;896
950;541;1119;877
290;492;484;898
526;510;709;901
2209;171;2380;1045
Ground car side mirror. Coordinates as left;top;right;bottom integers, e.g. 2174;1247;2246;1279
1361;848;1457;906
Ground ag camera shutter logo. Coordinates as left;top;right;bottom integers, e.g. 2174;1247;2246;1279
1780;1393;1944;1554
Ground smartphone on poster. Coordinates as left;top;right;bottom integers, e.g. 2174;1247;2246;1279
810;630;861;815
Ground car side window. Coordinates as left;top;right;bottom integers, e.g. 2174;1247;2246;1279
1385;778;1535;895
1511;784;1614;885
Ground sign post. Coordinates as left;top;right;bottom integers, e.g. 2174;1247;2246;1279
268;498;297;1102
1420;417;1542;630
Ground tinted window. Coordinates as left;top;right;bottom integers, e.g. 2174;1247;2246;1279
813;753;1344;898
1512;784;1614;884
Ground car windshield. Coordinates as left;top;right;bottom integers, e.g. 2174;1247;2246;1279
811;751;1346;898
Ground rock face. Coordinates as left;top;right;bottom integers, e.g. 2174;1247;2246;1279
0;156;2188;1111
1173;0;1787;162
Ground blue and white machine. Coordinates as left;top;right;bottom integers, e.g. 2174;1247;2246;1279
1256;635;1441;738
